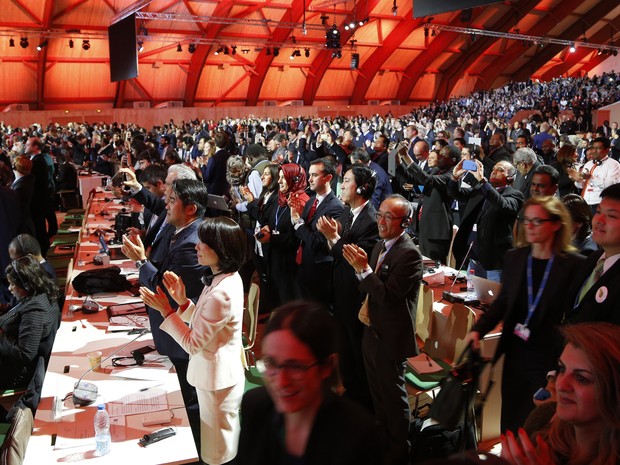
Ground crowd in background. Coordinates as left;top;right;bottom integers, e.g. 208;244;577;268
1;71;620;465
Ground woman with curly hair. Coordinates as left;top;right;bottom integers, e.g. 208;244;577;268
1;254;59;388
502;322;620;465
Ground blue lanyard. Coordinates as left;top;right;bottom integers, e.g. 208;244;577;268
524;253;554;327
274;206;286;231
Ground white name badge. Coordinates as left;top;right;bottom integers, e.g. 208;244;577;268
514;323;531;342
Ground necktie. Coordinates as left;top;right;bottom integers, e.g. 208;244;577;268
375;242;388;271
577;258;605;305
341;211;354;241
306;198;319;222
295;198;319;265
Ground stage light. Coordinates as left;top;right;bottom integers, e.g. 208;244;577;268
9;38;15;47
37;40;48;51
305;48;310;58
20;37;28;48
177;43;182;52
188;43;196;53
273;47;279;57
569;43;576;52
215;46;223;55
69;39;74;48
82;39;90;50
266;47;271;56
241;49;249;54
231;45;237;55
223;46;229;55
137;40;144;52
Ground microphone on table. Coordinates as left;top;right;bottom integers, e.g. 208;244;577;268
72;328;150;406
443;240;474;304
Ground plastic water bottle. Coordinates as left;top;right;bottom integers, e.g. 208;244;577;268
94;404;111;456
466;269;475;293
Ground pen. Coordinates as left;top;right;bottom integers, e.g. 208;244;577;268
140;384;164;392
109;329;131;333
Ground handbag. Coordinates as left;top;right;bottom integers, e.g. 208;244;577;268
428;344;485;429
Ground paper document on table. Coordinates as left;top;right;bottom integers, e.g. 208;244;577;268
407;354;445;374
107;391;168;417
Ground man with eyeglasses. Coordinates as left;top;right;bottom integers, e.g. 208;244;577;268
511;148;541;200
568;137;620;213
342;194;423;465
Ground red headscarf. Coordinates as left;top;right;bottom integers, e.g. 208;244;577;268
278;163;309;208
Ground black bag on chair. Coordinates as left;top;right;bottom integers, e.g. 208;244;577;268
72;266;132;294
410;345;486;464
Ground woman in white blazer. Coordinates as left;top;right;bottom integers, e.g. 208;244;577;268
140;217;246;465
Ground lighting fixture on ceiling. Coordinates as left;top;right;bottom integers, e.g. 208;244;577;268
231;45;237;55
37;39;48;51
320;14;329;26
392;0;397;16
290;49;301;59
69;39;74;48
332;50;342;59
137;40;144;52
177;43;182;52
569;43;576;52
241;49;249;54
273;47;279;57
266;47;271;56
20;37;28;48
223;46;230;55
304;48;310;58
215;46;223;55
9;38;15;47
82;39;90;50
188;43;196;53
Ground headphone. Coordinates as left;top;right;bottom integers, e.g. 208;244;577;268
10;257;31;293
356;184;369;196
400;205;413;229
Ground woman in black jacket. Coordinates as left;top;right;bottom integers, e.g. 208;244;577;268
0;254;59;388
465;196;585;433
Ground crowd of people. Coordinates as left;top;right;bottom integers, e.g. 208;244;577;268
1;71;620;465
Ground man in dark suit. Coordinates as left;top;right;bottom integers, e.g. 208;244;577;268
202;130;231;198
343;194;423;465
291;157;344;308
350;148;392;210
11;155;35;236
317;165;379;408
566;183;620;325
25;137;51;256
482;132;512;179
448;159;524;281
122;179;208;442
512;147;541;200
396;144;460;263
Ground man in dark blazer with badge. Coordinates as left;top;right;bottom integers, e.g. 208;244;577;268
343;194;423;465
317;164;379;409
566;183;620;325
291;157;343;308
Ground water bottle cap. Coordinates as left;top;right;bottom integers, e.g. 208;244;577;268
97;404;105;410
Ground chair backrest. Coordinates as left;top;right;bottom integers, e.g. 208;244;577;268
415;283;434;345
424;303;476;363
0;406;33;465
243;282;260;351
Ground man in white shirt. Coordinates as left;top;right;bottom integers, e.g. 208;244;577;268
569;137;620;212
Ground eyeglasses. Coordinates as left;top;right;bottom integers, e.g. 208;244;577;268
257;358;320;380
520;217;556;226
375;212;406;222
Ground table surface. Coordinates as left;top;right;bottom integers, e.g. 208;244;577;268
24;189;198;465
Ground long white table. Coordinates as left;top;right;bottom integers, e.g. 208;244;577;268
24;189;198;465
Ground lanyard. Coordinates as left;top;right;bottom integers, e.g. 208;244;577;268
524;253;554;327
274;205;286;231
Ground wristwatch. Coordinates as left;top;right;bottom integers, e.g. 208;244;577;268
135;259;148;269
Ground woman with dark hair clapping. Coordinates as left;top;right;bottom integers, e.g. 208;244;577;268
140;217;246;465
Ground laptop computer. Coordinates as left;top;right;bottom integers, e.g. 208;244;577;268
207;194;230;212
472;276;502;304
98;234;128;261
